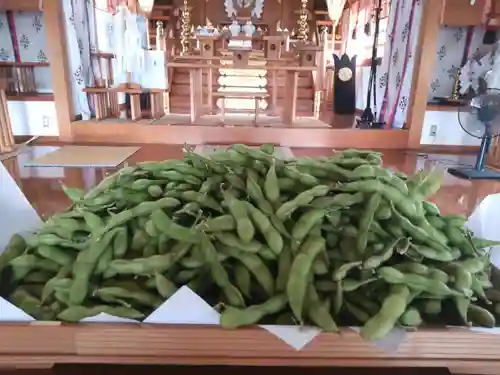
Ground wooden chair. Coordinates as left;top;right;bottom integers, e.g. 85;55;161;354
83;87;119;121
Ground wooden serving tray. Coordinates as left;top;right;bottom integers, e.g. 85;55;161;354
1;324;500;371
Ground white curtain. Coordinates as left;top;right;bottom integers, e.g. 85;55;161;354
375;0;423;129
62;0;98;120
326;0;347;25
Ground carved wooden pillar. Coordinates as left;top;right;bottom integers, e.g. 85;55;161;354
0;81;15;154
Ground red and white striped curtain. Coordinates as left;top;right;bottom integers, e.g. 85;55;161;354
326;0;347;25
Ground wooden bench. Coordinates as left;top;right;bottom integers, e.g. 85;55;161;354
212;91;269;125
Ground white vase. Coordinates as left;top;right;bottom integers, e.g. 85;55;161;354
243;21;255;37
229;21;241;37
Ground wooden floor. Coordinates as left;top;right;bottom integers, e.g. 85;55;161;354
0;144;493;375
1;144;496;219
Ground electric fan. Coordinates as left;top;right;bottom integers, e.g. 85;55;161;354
448;88;500;179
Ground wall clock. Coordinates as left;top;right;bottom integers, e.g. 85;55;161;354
332;54;356;115
338;67;353;82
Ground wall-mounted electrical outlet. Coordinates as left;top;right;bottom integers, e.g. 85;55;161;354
42;116;50;128
429;124;438;137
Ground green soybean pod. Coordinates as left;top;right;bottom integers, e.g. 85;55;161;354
422;299;442;315
37;245;75;267
40;264;72;303
276;185;330;220
108;243;191;276
426;215;446;230
340;179;418;219
422;201;440;216
96;286;163;308
83;212;104;234
220;294;288;329
202;215;236;232
375;203;392;220
153;272;178;299
287;235;326;323
415;170;444;198
245;202;283;255
342;277;377;292
278;177;297;191
234;263;252;298
215;232;262;253
151;209;200;244
199;175;224;194
131;229;149;251
69;227;121;305
97;197;181;238
276;245;293;292
444;263;472;296
345;301;371;323
363;237;402;269
264;161;280;203
307;284;338;331
222;190;255;244
333;261;362;281
291;208;326;243
260;143;275;155
356;193;382;254
95;245;113;275
147;185;164;198
8;254;38;281
400;307;422;327
0;234;26;271
468;304;496;327
113;227;128;258
361;285;410;341
223;246;274;296
200;234;245;308
410;244;455;262
427;268;450;283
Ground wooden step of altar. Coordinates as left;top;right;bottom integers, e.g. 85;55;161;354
169;97;314;115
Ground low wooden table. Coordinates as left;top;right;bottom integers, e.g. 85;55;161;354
212;91;270;125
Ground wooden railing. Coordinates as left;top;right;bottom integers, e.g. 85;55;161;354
0;62;48;96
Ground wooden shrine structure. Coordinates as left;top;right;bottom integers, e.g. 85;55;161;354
1;0;496;151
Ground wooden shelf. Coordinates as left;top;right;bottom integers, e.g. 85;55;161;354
0;324;500;369
6;93;54;102
0;0;41;11
441;0;486;26
0;61;49;67
426;102;465;112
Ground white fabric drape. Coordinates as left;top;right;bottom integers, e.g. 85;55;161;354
62;0;98;120
326;0;347;25
375;0;423;129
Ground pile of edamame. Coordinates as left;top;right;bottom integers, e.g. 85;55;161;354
1;144;499;340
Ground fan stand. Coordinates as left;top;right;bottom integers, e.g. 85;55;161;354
448;135;500;179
